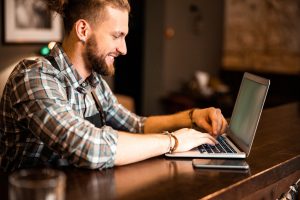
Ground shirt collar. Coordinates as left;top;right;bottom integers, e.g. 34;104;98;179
49;43;100;90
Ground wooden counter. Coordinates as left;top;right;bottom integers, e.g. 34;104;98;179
1;103;300;200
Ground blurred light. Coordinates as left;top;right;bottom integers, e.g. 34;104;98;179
40;46;50;56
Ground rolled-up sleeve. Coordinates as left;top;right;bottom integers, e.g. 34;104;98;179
97;78;147;133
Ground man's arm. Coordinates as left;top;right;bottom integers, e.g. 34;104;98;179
114;128;218;166
114;132;169;165
143;107;228;135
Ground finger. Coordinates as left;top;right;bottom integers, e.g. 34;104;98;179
201;137;218;145
199;120;213;134
216;109;223;134
199;132;218;144
209;135;218;144
210;108;222;135
220;117;228;133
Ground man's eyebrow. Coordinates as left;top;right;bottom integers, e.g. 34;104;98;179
114;31;128;37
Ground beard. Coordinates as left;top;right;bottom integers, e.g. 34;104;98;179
85;34;115;76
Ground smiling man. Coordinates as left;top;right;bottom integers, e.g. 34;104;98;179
0;0;227;172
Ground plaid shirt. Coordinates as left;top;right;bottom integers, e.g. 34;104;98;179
0;44;146;171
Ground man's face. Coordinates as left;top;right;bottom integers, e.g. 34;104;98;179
85;6;129;76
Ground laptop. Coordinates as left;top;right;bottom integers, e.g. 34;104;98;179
166;72;270;159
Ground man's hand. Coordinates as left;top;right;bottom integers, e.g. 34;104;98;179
172;128;218;153
192;107;228;136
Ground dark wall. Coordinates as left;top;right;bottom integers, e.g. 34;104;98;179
114;0;145;115
142;0;225;115
220;70;300;110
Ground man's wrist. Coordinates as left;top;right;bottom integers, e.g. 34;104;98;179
169;133;178;153
163;131;178;153
188;108;198;128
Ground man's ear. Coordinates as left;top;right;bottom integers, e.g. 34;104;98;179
75;19;89;43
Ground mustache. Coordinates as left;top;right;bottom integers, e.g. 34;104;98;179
108;52;120;57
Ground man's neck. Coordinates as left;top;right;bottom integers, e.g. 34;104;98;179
62;37;91;80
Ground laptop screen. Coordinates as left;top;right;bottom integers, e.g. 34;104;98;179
228;73;270;155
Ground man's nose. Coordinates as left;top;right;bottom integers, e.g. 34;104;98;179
117;39;127;55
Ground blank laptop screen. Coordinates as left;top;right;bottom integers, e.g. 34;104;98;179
229;77;269;149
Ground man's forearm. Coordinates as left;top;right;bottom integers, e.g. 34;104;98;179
114;131;169;166
143;110;192;133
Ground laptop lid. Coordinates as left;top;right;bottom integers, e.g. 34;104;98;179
227;72;270;156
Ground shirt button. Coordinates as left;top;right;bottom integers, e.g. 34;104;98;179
82;82;87;87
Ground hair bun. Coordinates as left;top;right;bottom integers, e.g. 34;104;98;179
42;0;67;15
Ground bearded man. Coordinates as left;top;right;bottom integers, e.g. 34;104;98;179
0;0;227;172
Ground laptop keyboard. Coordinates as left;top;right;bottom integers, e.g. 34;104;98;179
198;136;237;154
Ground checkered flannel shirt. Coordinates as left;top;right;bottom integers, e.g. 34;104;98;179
0;44;146;171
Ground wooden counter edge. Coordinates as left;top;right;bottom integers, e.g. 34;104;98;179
201;155;300;200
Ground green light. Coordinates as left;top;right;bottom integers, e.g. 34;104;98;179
40;46;50;56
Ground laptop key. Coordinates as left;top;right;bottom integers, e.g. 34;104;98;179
210;145;220;153
215;144;225;153
199;137;238;154
221;140;236;153
198;145;207;153
203;144;213;153
217;136;236;153
219;141;233;153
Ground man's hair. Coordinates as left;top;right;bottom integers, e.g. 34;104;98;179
43;0;130;35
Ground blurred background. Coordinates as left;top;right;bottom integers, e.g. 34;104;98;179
0;0;299;117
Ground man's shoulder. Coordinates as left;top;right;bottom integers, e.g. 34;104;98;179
9;57;59;79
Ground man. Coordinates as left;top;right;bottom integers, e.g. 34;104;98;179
0;0;227;172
